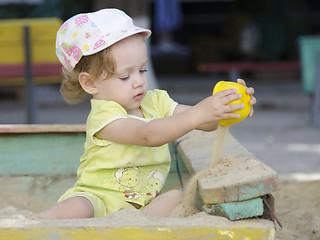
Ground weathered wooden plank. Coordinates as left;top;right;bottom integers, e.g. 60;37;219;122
175;130;280;204
0;124;85;133
198;161;280;204
0;125;187;177
0;225;275;240
176;130;249;174
0;133;85;176
203;197;264;221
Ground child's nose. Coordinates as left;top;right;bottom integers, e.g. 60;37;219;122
132;74;144;88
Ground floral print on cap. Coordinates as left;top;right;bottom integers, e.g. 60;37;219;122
56;9;151;70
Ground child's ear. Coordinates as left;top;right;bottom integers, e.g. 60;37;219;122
78;72;98;95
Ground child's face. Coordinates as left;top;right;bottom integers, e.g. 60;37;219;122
93;34;148;114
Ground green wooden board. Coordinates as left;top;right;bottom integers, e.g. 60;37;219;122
0;133;85;175
0;133;188;177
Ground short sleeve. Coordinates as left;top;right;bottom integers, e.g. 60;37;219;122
142;90;178;118
87;99;128;146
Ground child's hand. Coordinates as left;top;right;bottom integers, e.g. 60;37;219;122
236;78;256;117
195;88;244;125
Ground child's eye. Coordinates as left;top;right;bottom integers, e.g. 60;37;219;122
120;76;129;81
140;69;147;73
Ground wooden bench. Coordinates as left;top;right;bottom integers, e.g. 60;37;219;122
0;18;62;123
0;63;61;86
198;60;300;79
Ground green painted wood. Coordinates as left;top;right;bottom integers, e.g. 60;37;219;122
0;133;187;177
204;197;264;221
0;125;189;206
0;133;85;175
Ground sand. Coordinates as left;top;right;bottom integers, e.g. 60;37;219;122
272;180;320;240
0;177;319;240
178;125;230;212
211;125;229;167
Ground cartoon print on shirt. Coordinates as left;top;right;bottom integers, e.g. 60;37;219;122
146;170;164;197
115;167;140;199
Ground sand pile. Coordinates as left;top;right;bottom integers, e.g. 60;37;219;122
0;188;270;230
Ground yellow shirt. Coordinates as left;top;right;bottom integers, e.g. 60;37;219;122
59;90;178;215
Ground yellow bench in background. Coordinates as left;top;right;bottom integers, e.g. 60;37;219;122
0;17;62;85
0;18;63;123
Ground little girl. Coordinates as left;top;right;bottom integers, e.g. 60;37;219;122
40;8;256;219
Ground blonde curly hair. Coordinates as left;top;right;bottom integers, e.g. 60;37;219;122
60;47;115;104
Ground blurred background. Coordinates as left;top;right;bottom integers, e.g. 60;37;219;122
0;0;320;177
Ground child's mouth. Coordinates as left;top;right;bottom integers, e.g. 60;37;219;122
133;93;144;101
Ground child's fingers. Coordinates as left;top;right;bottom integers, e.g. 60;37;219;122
249;108;254;117
213;88;237;97
235;78;255;118
226;103;244;112
237;78;246;86
236;79;255;100
246;87;254;95
214;88;241;103
248;96;255;117
250;95;256;105
221;92;242;105
245;87;256;109
224;112;241;119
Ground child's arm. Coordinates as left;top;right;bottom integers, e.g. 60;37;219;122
95;88;243;147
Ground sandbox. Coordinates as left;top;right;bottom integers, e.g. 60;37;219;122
1;124;319;239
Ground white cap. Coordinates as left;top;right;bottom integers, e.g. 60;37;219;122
55;8;151;70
